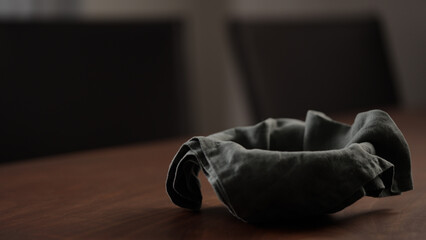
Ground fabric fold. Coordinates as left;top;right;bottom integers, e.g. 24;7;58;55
166;110;413;223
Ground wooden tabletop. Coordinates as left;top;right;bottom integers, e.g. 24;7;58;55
1;109;425;239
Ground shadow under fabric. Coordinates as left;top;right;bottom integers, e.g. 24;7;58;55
166;110;413;223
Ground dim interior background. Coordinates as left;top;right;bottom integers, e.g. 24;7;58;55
1;0;425;162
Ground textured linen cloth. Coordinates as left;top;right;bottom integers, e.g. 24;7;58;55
166;110;413;223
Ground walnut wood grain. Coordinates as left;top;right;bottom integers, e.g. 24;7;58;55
1;109;425;239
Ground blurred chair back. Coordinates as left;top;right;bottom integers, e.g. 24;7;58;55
230;17;398;121
0;20;187;162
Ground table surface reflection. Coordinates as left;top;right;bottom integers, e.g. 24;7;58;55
1;109;425;239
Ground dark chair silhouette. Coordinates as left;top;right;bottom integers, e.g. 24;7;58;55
0;20;188;162
230;17;398;121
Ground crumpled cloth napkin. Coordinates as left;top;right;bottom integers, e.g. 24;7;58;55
166;110;413;223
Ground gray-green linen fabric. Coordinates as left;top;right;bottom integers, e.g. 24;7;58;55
166;110;413;223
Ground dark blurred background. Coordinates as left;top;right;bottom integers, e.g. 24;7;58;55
1;0;425;162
